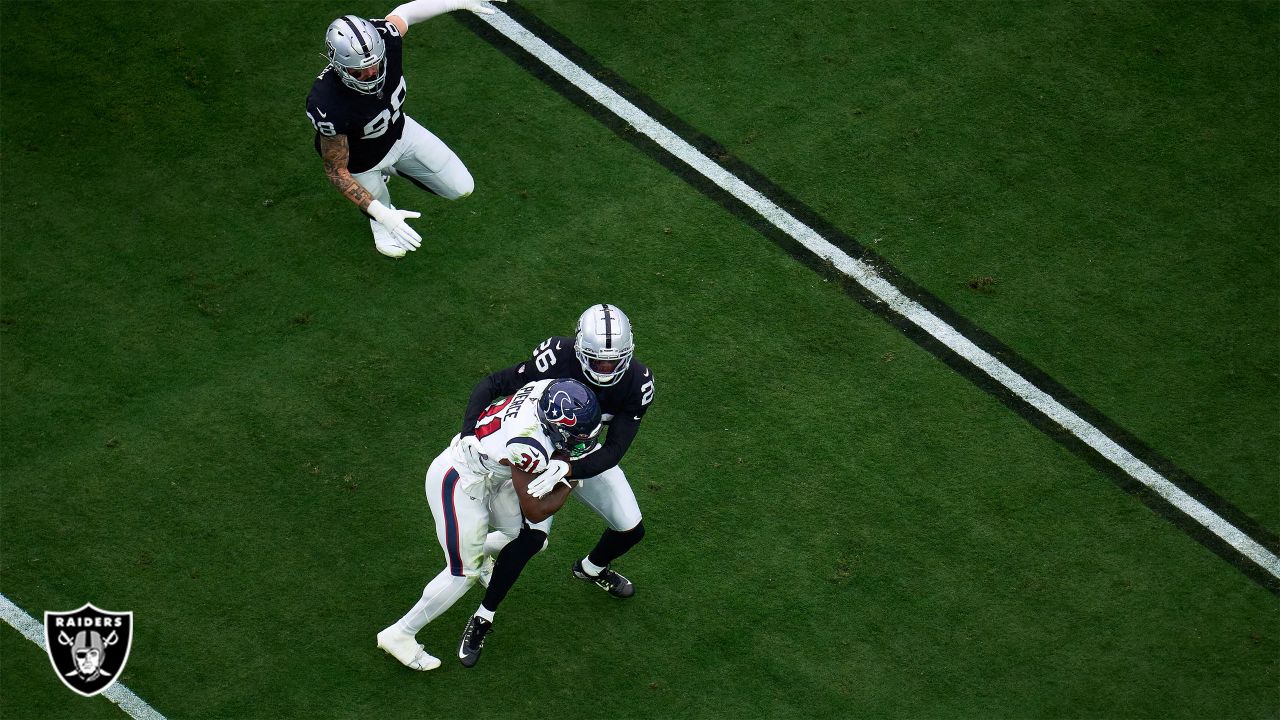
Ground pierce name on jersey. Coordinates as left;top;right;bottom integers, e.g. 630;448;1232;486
467;379;560;483
305;19;408;173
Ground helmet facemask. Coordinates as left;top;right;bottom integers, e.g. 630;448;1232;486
325;15;387;95
550;422;602;458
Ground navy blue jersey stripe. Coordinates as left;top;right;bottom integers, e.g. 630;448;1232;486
442;468;464;576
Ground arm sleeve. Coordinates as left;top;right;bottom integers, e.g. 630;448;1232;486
388;0;468;26
570;414;641;479
460;364;527;437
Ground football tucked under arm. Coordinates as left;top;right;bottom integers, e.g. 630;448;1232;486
511;463;573;522
524;453;572;500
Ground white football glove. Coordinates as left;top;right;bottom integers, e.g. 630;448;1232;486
525;459;571;499
367;200;422;251
452;434;489;476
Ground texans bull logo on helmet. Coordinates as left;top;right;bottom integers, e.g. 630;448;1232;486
44;603;134;697
537;379;603;457
543;389;582;427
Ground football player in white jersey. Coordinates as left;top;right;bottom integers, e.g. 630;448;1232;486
376;378;602;671
305;0;504;258
457;305;654;601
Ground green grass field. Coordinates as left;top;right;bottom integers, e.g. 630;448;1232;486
2;1;1277;718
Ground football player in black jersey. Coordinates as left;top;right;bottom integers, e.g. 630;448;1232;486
305;0;503;258
456;304;655;611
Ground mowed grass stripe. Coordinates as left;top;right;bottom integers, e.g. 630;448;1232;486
466;5;1279;586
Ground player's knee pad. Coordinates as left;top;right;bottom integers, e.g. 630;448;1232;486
435;163;474;200
526;529;548;554
453;175;474;200
526;529;549;554
612;520;644;553
505;528;547;561
624;520;645;545
483;529;517;556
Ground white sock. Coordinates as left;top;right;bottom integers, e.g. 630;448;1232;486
473;605;495;623
580;556;606;577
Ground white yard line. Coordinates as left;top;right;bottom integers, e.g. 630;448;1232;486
478;9;1280;580
0;593;167;720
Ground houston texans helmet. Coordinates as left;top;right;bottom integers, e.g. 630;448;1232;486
574;304;634;387
324;15;387;95
537;379;603;458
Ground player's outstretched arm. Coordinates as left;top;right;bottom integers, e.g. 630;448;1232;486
511;465;571;523
319;134;422;250
320;134;375;210
387;0;506;35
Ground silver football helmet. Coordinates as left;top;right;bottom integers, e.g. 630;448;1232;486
574;304;634;387
324;15;386;95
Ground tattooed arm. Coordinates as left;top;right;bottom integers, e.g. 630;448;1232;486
319;134;374;210
319;132;421;252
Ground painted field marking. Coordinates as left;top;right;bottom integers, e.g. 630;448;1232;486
0;592;167;720
475;8;1280;581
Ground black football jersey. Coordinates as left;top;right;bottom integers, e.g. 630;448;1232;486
461;336;656;478
305;19;408;174
513;337;654;421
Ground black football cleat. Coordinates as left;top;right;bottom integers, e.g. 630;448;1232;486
572;559;636;598
458;615;493;668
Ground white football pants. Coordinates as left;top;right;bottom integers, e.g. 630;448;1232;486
394;448;523;635
563;465;644;533
353;115;474;251
353;115;474;204
477;464;643;558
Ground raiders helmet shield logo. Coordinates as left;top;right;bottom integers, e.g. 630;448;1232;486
44;603;133;697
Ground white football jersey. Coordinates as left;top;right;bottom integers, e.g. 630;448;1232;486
469;379;559;487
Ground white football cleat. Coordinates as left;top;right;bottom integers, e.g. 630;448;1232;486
370;218;407;258
377;626;441;671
